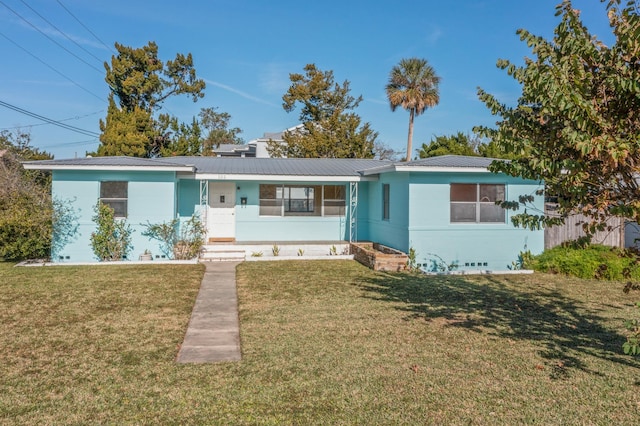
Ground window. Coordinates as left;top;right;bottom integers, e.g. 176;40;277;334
259;184;346;217
324;185;346;216
450;183;505;223
100;181;128;218
382;184;390;220
284;186;317;214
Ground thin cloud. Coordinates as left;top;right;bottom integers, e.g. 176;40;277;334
365;97;388;106
259;63;292;95
205;79;278;107
427;26;443;45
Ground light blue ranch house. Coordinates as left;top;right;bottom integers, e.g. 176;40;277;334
23;155;544;270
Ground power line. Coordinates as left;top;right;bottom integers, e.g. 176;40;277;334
19;0;106;65
55;0;116;55
0;100;100;138
0;30;105;102
44;138;98;148
0;109;104;131
0;0;103;74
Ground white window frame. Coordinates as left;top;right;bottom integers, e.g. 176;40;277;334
259;184;346;217
450;183;506;224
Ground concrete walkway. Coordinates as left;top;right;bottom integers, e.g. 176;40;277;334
176;261;242;363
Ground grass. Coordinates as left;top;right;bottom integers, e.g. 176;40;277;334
1;260;639;424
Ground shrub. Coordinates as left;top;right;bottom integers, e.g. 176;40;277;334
143;216;206;260
90;202;132;261
531;244;640;281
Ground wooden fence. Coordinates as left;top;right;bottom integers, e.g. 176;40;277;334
544;203;625;249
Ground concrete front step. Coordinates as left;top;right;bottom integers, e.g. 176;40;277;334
200;248;246;262
199;242;351;261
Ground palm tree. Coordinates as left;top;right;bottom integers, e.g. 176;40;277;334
386;58;440;161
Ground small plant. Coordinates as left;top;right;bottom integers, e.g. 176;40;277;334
329;245;337;256
143;216;206;260
342;245;350;255
272;244;280;256
297;248;305;256
90;201;132;261
424;252;458;273
407;246;418;272
251;251;263;257
623;302;640;356
510;250;533;270
173;216;207;260
144;249;151;255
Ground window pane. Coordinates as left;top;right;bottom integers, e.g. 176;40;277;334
324;185;345;200
259;184;277;199
259;199;282;216
451;203;476;222
451;184;476;202
479;184;505;202
383;184;390;220
479;204;505;222
100;181;127;198
104;200;127;218
324;200;345;216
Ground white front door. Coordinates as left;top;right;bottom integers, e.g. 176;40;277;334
208;182;236;240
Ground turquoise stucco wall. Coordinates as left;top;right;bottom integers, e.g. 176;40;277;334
383;171;544;271
360;173;410;252
52;170;177;262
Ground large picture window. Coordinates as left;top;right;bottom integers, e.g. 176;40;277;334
259;184;345;217
100;181;128;218
450;183;505;223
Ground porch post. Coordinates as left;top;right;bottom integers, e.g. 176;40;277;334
199;179;208;227
349;182;358;243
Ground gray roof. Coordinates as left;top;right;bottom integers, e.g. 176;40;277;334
22;156;192;168
400;155;504;168
164;156;390;176
23;154;500;176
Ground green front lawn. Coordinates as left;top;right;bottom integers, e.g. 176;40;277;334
1;261;639;424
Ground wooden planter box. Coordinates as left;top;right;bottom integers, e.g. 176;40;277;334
350;242;408;272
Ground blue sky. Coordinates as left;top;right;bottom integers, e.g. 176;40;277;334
0;0;614;159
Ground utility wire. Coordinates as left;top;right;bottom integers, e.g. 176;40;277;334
0;100;100;138
0;30;105;102
19;0;106;65
0;109;104;131
55;0;116;55
0;0;103;74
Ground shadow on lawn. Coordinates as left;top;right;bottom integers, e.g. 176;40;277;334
358;272;640;378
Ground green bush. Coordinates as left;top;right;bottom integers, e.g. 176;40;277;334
90;202;132;261
531;244;640;281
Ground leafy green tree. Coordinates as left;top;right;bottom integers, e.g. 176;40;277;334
475;0;640;233
268;64;377;158
386;58;440;161
96;41;206;157
155;114;202;157
417;132;479;158
105;41;205;112
416;132;516;160
96;97;154;157
0;131;54;260
199;107;243;154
